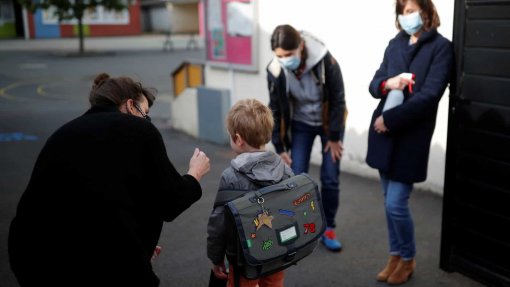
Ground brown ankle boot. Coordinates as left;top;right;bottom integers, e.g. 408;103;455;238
376;255;400;282
387;259;416;285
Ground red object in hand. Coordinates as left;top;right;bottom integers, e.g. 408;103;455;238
380;80;388;95
404;73;416;93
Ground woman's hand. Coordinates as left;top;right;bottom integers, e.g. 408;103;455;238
279;152;292;166
187;148;210;181
374;116;389;134
385;73;415;90
324;140;344;162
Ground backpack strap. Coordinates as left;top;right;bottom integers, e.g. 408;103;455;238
311;58;326;101
213;189;249;208
285;242;297;262
219;174;313;204
220;178;299;205
255;173;314;197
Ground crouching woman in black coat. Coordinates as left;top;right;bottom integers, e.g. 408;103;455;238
366;0;454;285
8;73;210;286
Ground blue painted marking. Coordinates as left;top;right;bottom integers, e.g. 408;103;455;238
0;132;39;142
278;209;295;217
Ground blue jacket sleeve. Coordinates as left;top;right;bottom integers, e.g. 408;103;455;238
383;40;454;132
369;41;392;99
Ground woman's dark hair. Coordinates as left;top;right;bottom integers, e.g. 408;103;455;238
395;0;440;31
270;24;302;51
89;73;156;108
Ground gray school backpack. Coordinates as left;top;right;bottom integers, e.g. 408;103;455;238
215;173;326;282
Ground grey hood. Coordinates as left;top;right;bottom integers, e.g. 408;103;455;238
231;151;289;185
300;31;328;74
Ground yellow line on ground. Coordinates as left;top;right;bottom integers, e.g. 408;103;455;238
0;80;37;101
36;85;47;96
1;78;77;101
2;82;23;90
0;87;17;100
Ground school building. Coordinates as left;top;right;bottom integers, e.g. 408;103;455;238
0;0;200;39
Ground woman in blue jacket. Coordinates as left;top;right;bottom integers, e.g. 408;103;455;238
367;0;454;284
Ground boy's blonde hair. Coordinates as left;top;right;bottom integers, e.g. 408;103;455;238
226;99;274;148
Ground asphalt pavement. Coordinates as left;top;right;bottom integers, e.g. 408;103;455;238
0;35;485;286
149;128;483;287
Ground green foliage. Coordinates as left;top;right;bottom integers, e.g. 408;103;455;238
18;0;129;21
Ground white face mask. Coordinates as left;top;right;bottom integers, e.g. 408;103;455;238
398;11;424;35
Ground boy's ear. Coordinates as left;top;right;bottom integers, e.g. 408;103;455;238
234;133;244;146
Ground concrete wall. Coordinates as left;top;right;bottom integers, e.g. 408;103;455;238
203;0;455;195
171;88;199;137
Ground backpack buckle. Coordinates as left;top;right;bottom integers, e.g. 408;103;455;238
286;182;297;189
285;251;297;262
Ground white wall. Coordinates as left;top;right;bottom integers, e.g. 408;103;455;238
204;0;455;195
171;88;199;137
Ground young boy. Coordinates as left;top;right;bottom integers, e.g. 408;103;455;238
207;99;294;287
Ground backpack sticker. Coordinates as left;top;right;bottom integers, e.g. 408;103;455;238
262;239;273;251
303;223;316;234
255;210;274;230
293;193;312;206
246;239;253;248
311;200;315;211
278;224;298;244
278;209;295;217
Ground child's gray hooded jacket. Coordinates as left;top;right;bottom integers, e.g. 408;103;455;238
206;151;294;265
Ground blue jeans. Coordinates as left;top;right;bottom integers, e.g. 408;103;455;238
379;173;416;260
290;120;341;228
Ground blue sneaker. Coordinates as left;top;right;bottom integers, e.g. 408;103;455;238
321;227;342;252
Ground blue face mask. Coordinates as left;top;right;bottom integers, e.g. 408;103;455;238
279;55;301;70
398;11;423;36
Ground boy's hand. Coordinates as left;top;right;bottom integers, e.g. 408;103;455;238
279;152;292;166
212;263;228;279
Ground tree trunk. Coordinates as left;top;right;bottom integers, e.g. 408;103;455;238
78;16;84;54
